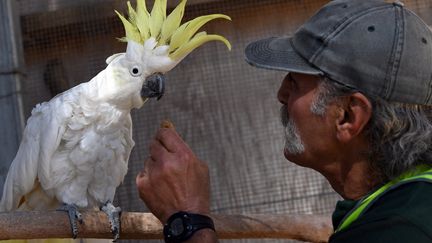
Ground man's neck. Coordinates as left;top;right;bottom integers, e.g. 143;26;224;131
321;160;380;200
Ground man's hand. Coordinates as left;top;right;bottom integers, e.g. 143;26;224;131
136;120;211;224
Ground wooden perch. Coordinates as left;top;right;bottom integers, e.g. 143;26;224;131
0;211;332;242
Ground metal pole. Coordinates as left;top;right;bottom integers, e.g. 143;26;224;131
0;0;26;196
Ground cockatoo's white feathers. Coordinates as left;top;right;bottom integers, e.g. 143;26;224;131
106;53;125;65
0;82;133;211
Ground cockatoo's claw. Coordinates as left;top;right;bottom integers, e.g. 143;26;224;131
101;201;122;242
141;73;165;100
57;204;83;239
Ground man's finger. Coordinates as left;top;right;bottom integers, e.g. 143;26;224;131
149;139;169;161
136;162;150;190
136;169;147;182
142;156;156;176
160;120;175;129
156;126;184;153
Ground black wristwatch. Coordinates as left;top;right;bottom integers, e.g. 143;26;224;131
163;211;215;243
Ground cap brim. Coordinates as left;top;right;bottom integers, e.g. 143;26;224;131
245;36;323;75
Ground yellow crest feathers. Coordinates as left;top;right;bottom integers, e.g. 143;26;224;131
115;0;231;60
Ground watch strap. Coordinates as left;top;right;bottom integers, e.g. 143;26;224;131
164;211;215;243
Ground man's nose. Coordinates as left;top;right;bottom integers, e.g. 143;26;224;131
278;80;290;104
277;88;285;104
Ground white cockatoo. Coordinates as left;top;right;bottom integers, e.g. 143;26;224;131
0;0;230;240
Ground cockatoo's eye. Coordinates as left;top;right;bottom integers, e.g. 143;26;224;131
130;65;142;77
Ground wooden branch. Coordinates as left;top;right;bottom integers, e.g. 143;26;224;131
0;211;332;242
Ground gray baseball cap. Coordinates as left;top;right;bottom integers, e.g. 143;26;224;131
245;0;432;105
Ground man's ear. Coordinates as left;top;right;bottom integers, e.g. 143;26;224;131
335;92;372;143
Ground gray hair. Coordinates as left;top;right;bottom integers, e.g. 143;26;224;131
311;77;432;182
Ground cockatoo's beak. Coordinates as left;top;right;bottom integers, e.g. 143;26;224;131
141;73;165;100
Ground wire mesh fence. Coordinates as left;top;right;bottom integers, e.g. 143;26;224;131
9;0;432;242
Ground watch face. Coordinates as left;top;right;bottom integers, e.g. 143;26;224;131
170;218;185;237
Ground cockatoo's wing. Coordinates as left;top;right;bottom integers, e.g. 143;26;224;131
0;97;69;211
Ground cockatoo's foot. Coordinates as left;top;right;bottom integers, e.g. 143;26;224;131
57;204;83;239
100;201;122;242
141;73;165;100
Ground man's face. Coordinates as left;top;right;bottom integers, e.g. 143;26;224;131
278;73;333;167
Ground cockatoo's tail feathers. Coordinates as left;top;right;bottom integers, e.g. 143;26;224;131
116;0;231;61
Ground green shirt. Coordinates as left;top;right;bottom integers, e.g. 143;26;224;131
329;181;432;242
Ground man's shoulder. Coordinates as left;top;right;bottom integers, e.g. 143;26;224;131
370;180;432;219
330;181;432;243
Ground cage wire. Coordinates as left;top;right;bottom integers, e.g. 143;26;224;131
14;0;432;242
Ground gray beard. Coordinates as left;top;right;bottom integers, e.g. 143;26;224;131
280;105;305;155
